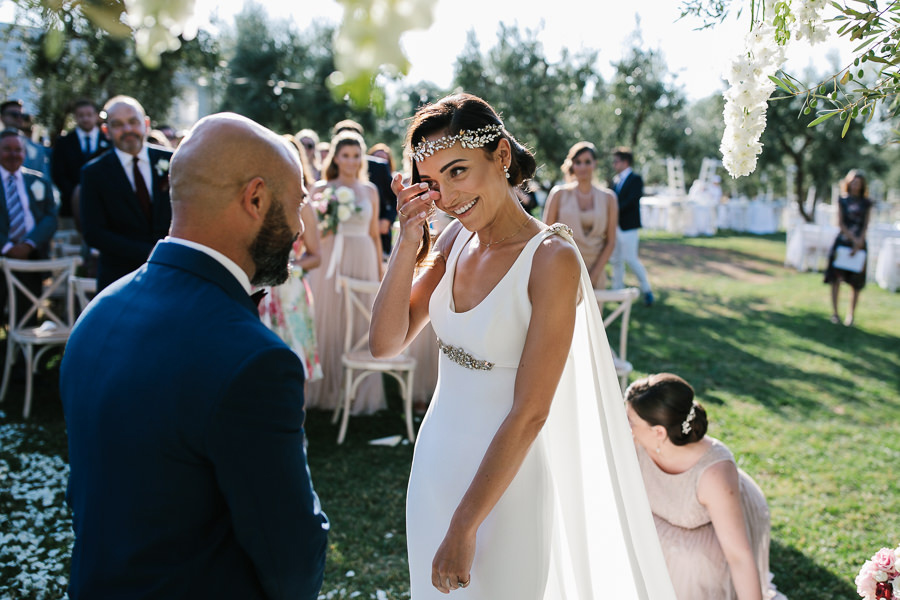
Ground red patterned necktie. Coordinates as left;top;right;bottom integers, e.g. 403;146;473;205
132;156;152;221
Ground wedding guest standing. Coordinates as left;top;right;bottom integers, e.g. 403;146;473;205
610;146;654;305
61;113;328;600
824;169;873;327
542;141;617;289
332;120;397;256
626;373;786;600
1;99;52;182
50;99;110;227
295;129;322;182
79;95;173;290
370;93;673;599
305;130;384;414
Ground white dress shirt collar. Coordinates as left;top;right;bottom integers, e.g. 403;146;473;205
113;144;149;169
619;166;633;181
78;127;98;152
165;236;252;294
0;165;19;183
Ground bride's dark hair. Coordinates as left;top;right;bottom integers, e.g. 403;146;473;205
625;373;708;445
404;93;536;264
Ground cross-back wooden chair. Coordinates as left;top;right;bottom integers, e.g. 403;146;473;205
594;287;640;391
334;276;416;444
69;275;97;315
1;256;81;417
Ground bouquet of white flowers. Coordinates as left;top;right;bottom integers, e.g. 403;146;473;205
312;186;359;235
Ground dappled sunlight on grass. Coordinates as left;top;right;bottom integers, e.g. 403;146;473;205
0;231;896;599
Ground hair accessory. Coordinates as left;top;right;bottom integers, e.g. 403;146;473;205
681;404;697;435
411;124;504;162
503;164;510;179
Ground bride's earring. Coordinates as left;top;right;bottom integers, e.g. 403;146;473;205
503;164;510;179
655;444;661;455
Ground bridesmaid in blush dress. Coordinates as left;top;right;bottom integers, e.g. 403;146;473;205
626;373;787;600
370;93;674;599
543;141;618;290
305;131;385;414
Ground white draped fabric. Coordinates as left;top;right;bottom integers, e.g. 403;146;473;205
544;226;676;598
784;223;839;272
640;194;784;237
876;237;900;292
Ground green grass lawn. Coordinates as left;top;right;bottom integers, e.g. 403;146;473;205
1;231;898;599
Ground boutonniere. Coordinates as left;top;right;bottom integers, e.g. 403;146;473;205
154;158;170;177
29;179;45;202
155;158;170;192
98;139;109;149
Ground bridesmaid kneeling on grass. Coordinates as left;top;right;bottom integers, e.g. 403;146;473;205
625;373;788;600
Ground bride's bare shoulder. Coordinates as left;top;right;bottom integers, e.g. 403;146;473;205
433;219;465;258
532;226;581;281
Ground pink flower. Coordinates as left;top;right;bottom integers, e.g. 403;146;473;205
874;549;899;576
857;561;877;599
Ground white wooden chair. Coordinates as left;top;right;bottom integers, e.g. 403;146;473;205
69;276;97;315
594;287;640;391
1;256;81;417
334;276;416;444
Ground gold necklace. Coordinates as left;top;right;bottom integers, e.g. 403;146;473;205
479;216;532;249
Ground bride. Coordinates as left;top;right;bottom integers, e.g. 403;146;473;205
369;93;674;599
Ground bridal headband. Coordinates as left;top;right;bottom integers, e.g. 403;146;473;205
410;124;504;163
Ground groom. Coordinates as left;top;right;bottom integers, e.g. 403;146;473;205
60;113;328;600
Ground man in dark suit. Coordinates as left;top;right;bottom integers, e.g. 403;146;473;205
60;112;329;600
79;95;172;290
331;119;397;256
610;146;654;305
50;99;110;226
0;129;59;319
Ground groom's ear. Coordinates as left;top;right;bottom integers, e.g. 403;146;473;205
240;176;268;222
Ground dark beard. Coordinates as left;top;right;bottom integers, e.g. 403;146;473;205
249;198;296;287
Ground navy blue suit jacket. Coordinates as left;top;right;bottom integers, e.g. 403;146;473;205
367;155;397;253
79;145;173;290
615;171;644;231
0;167;58;257
61;241;328;600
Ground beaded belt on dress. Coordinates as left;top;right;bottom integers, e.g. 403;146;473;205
436;338;494;371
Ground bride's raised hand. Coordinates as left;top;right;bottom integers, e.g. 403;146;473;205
392;174;438;246
431;528;475;594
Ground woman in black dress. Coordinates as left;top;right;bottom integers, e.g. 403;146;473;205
824;169;873;326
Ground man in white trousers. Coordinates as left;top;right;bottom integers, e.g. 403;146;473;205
610;146;654;306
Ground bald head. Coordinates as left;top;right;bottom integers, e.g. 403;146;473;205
170;112;300;214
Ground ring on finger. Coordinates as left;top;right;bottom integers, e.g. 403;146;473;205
458;577;470;588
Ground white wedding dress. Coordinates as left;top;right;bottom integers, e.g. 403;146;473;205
406;224;675;599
